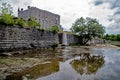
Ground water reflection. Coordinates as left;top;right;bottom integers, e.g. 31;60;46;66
4;47;120;80
5;58;62;80
70;53;105;75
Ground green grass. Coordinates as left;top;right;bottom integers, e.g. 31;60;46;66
110;41;120;47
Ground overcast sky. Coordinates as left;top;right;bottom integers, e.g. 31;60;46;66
0;0;120;34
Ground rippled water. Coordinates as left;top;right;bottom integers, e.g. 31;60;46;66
6;47;120;80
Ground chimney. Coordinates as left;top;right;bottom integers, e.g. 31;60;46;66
18;7;20;12
28;6;31;9
21;8;23;11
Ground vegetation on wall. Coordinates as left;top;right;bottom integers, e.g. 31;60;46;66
70;17;105;45
0;14;14;26
0;2;61;34
14;18;28;27
49;25;60;33
0;2;41;28
51;42;59;50
27;18;41;28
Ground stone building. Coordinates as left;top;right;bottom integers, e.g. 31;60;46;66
18;6;62;30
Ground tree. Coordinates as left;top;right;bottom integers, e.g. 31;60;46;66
104;34;120;41
0;3;14;26
70;17;105;45
117;34;120;41
0;3;13;15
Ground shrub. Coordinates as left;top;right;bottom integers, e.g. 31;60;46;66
51;42;58;50
0;14;14;26
15;18;28;27
50;25;59;33
27;18;40;28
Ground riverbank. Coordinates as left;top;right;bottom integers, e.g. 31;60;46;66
0;44;119;80
80;44;120;49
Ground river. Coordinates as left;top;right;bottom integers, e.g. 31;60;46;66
5;46;120;80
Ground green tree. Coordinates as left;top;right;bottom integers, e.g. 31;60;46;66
104;34;109;40
0;3;13;15
50;25;60;33
105;34;120;41
70;17;105;45
117;34;120;41
0;3;14;26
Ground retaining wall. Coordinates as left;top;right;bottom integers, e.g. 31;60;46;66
0;25;58;51
58;33;80;45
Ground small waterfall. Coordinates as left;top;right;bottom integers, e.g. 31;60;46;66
62;33;68;45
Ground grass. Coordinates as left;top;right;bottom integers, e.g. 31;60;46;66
109;41;120;47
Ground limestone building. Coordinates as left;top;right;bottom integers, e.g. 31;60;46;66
18;6;62;30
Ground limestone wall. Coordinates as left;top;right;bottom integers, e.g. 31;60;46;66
0;25;58;52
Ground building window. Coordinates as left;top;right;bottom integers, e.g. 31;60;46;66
55;19;57;24
56;18;58;20
39;19;41;22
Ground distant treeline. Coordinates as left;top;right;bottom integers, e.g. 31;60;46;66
104;34;120;41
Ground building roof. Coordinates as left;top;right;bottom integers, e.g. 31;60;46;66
19;6;60;17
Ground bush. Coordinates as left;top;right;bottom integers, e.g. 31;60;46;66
50;25;59;33
51;42;58;50
0;15;41;29
15;18;28;27
27;18;41;28
0;14;14;26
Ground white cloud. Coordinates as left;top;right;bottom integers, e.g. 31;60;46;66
89;0;120;34
0;0;32;16
1;0;120;34
89;2;117;27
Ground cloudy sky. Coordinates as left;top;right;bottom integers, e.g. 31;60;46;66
0;0;120;34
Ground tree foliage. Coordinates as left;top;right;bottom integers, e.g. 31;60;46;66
0;3;14;26
0;14;14;26
50;25;60;33
70;17;105;45
0;3;41;28
0;3;13;15
104;34;120;41
15;18;28;27
27;18;41;28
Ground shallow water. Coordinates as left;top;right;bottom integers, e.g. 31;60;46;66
6;47;120;80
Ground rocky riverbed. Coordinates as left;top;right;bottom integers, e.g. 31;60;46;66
0;49;61;80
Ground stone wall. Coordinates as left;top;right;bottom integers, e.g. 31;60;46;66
0;25;58;52
58;33;80;45
67;34;80;45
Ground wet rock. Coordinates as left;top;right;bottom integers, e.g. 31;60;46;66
12;51;22;55
0;72;6;80
0;53;12;57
